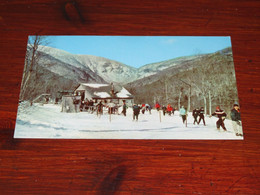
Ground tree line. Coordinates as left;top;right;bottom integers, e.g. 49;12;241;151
126;48;239;118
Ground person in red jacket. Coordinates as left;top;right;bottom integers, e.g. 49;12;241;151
155;102;160;111
167;104;173;116
141;104;146;114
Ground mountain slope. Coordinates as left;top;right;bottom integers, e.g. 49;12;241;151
76;55;138;83
136;55;199;79
38;46;138;84
124;47;238;117
38;46;203;84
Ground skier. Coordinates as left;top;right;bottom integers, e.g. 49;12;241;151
210;106;227;131
145;103;149;111
179;106;187;124
96;101;104;115
45;96;49;104
121;101;127;116
148;104;152;114
89;99;94;112
192;107;200;125
107;101;115;114
133;104;140;121
80;100;85;111
167;104;173;116
141;104;146;114
162;105;167;116
155;102;160;111
198;107;206;126
231;103;243;136
85;100;89;111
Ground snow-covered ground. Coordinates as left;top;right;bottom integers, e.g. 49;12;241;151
14;102;243;140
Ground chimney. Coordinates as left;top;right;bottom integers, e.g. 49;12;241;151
110;82;115;96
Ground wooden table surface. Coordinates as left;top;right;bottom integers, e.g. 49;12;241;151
0;0;259;194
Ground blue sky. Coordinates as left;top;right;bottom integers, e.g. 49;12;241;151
45;36;232;68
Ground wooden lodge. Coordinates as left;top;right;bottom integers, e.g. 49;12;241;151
74;83;134;105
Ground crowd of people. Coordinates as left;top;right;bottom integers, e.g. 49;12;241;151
79;99;119;115
77;99;243;137
132;102;243;137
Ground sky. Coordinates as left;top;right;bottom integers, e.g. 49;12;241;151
43;36;232;68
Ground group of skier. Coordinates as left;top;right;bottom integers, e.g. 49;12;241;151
191;104;242;137
81;99;120;116
132;103;152;121
162;104;176;116
132;102;177;121
192;107;206;125
79;99;95;112
132;101;243;137
209;104;242;136
82;98;243;137
192;104;242;136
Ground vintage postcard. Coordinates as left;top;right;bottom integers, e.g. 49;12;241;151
14;36;243;139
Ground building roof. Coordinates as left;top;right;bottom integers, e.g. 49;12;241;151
75;83;134;99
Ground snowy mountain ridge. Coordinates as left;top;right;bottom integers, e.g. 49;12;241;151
38;46;138;84
37;45;202;84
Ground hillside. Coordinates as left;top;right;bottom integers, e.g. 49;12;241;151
37;46;205;84
136;55;199;79
125;47;238;117
38;46;139;84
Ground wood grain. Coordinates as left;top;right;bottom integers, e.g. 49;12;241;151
0;0;259;194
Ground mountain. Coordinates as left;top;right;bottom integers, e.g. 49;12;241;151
21;45;235;109
136;55;199;79
21;45;140;100
125;47;238;117
38;46;138;84
37;46;202;84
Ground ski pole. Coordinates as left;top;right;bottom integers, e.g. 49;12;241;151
185;113;187;127
109;107;111;122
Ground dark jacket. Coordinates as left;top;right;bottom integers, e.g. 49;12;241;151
199;108;205;117
231;108;241;121
133;105;140;115
192;109;199;117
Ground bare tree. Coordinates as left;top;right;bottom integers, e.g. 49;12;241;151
190;52;234;115
177;86;184;110
179;79;191;112
20;35;49;101
189;55;213;115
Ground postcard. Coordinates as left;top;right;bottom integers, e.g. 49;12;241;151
14;36;243;139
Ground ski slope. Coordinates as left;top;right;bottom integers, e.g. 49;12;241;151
14;102;243;140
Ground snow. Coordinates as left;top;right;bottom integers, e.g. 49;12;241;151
14;103;243;140
117;87;132;98
94;92;110;98
82;83;109;88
